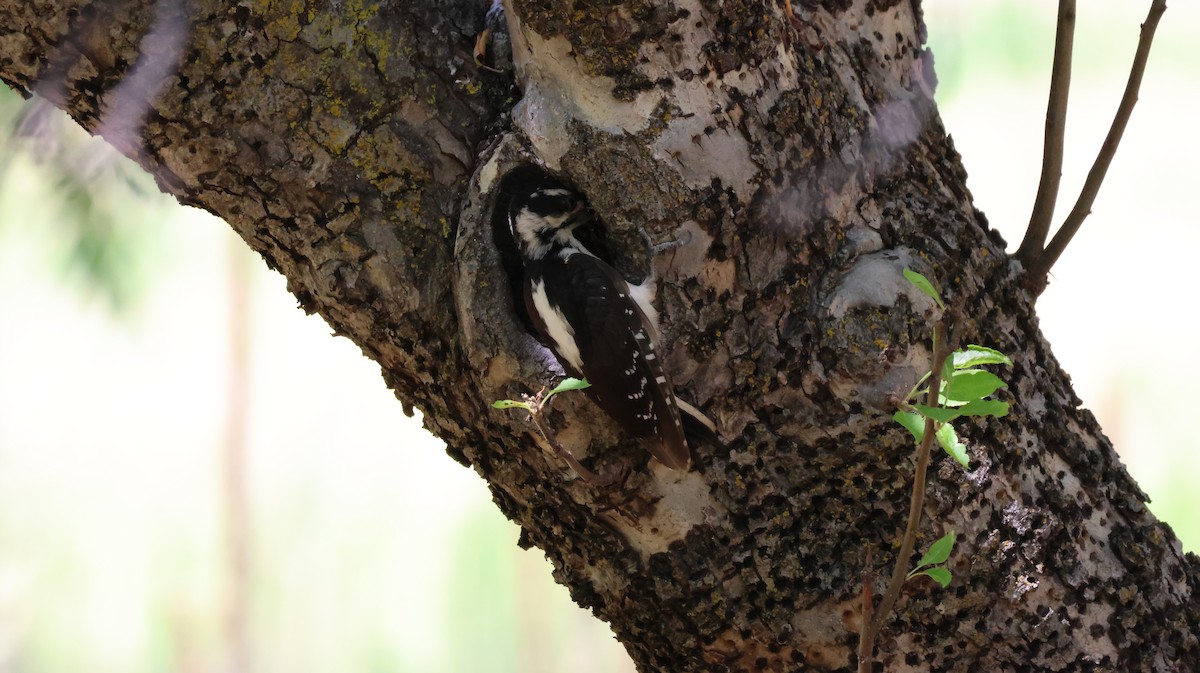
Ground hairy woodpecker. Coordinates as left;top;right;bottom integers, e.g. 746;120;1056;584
505;170;717;471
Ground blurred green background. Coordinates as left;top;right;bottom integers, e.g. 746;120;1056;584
0;1;1195;671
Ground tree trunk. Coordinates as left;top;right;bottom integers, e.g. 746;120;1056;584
2;1;1196;671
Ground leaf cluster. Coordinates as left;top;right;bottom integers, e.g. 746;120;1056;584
492;377;591;412
894;271;1012;469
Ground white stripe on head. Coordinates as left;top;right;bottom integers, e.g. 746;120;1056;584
512;209;554;258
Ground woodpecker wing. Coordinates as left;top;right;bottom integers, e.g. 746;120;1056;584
524;252;690;470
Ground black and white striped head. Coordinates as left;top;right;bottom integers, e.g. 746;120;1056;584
508;179;588;259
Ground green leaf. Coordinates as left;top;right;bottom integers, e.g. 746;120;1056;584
936;423;969;467
944;370;1006;402
549;377;591;394
913;404;962;424
492;399;532;411
893;410;927;442
946;367;984;377
903;268;945;309
937;384;970;408
938;397;970;408
917;531;956;567
956;399;1010;418
952;345;1012;369
919;567;953;588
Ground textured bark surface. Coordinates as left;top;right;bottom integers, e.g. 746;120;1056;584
3;0;1198;671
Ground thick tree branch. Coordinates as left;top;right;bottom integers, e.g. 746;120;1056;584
1016;0;1075;266
1028;0;1168;290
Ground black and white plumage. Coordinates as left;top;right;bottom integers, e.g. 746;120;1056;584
505;171;717;471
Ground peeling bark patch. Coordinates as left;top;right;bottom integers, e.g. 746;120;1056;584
513;0;681;94
824;247;936;318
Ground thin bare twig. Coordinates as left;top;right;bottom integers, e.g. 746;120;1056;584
528;410;600;482
1028;0;1167;290
856;547;874;672
1016;0;1076;265
858;321;951;673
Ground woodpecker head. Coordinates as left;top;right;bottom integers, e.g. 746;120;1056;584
506;174;588;259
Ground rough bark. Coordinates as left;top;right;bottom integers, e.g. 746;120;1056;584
2;1;1197;671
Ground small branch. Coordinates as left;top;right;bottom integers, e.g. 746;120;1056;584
1027;0;1167;291
858;321;951;672
856;547;874;673
529;409;601;482
496;380;622;484
1016;0;1076;265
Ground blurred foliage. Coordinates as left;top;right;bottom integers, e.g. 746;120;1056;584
926;3;1054;102
449;510;520;673
0;87;170;315
926;1;1189;105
